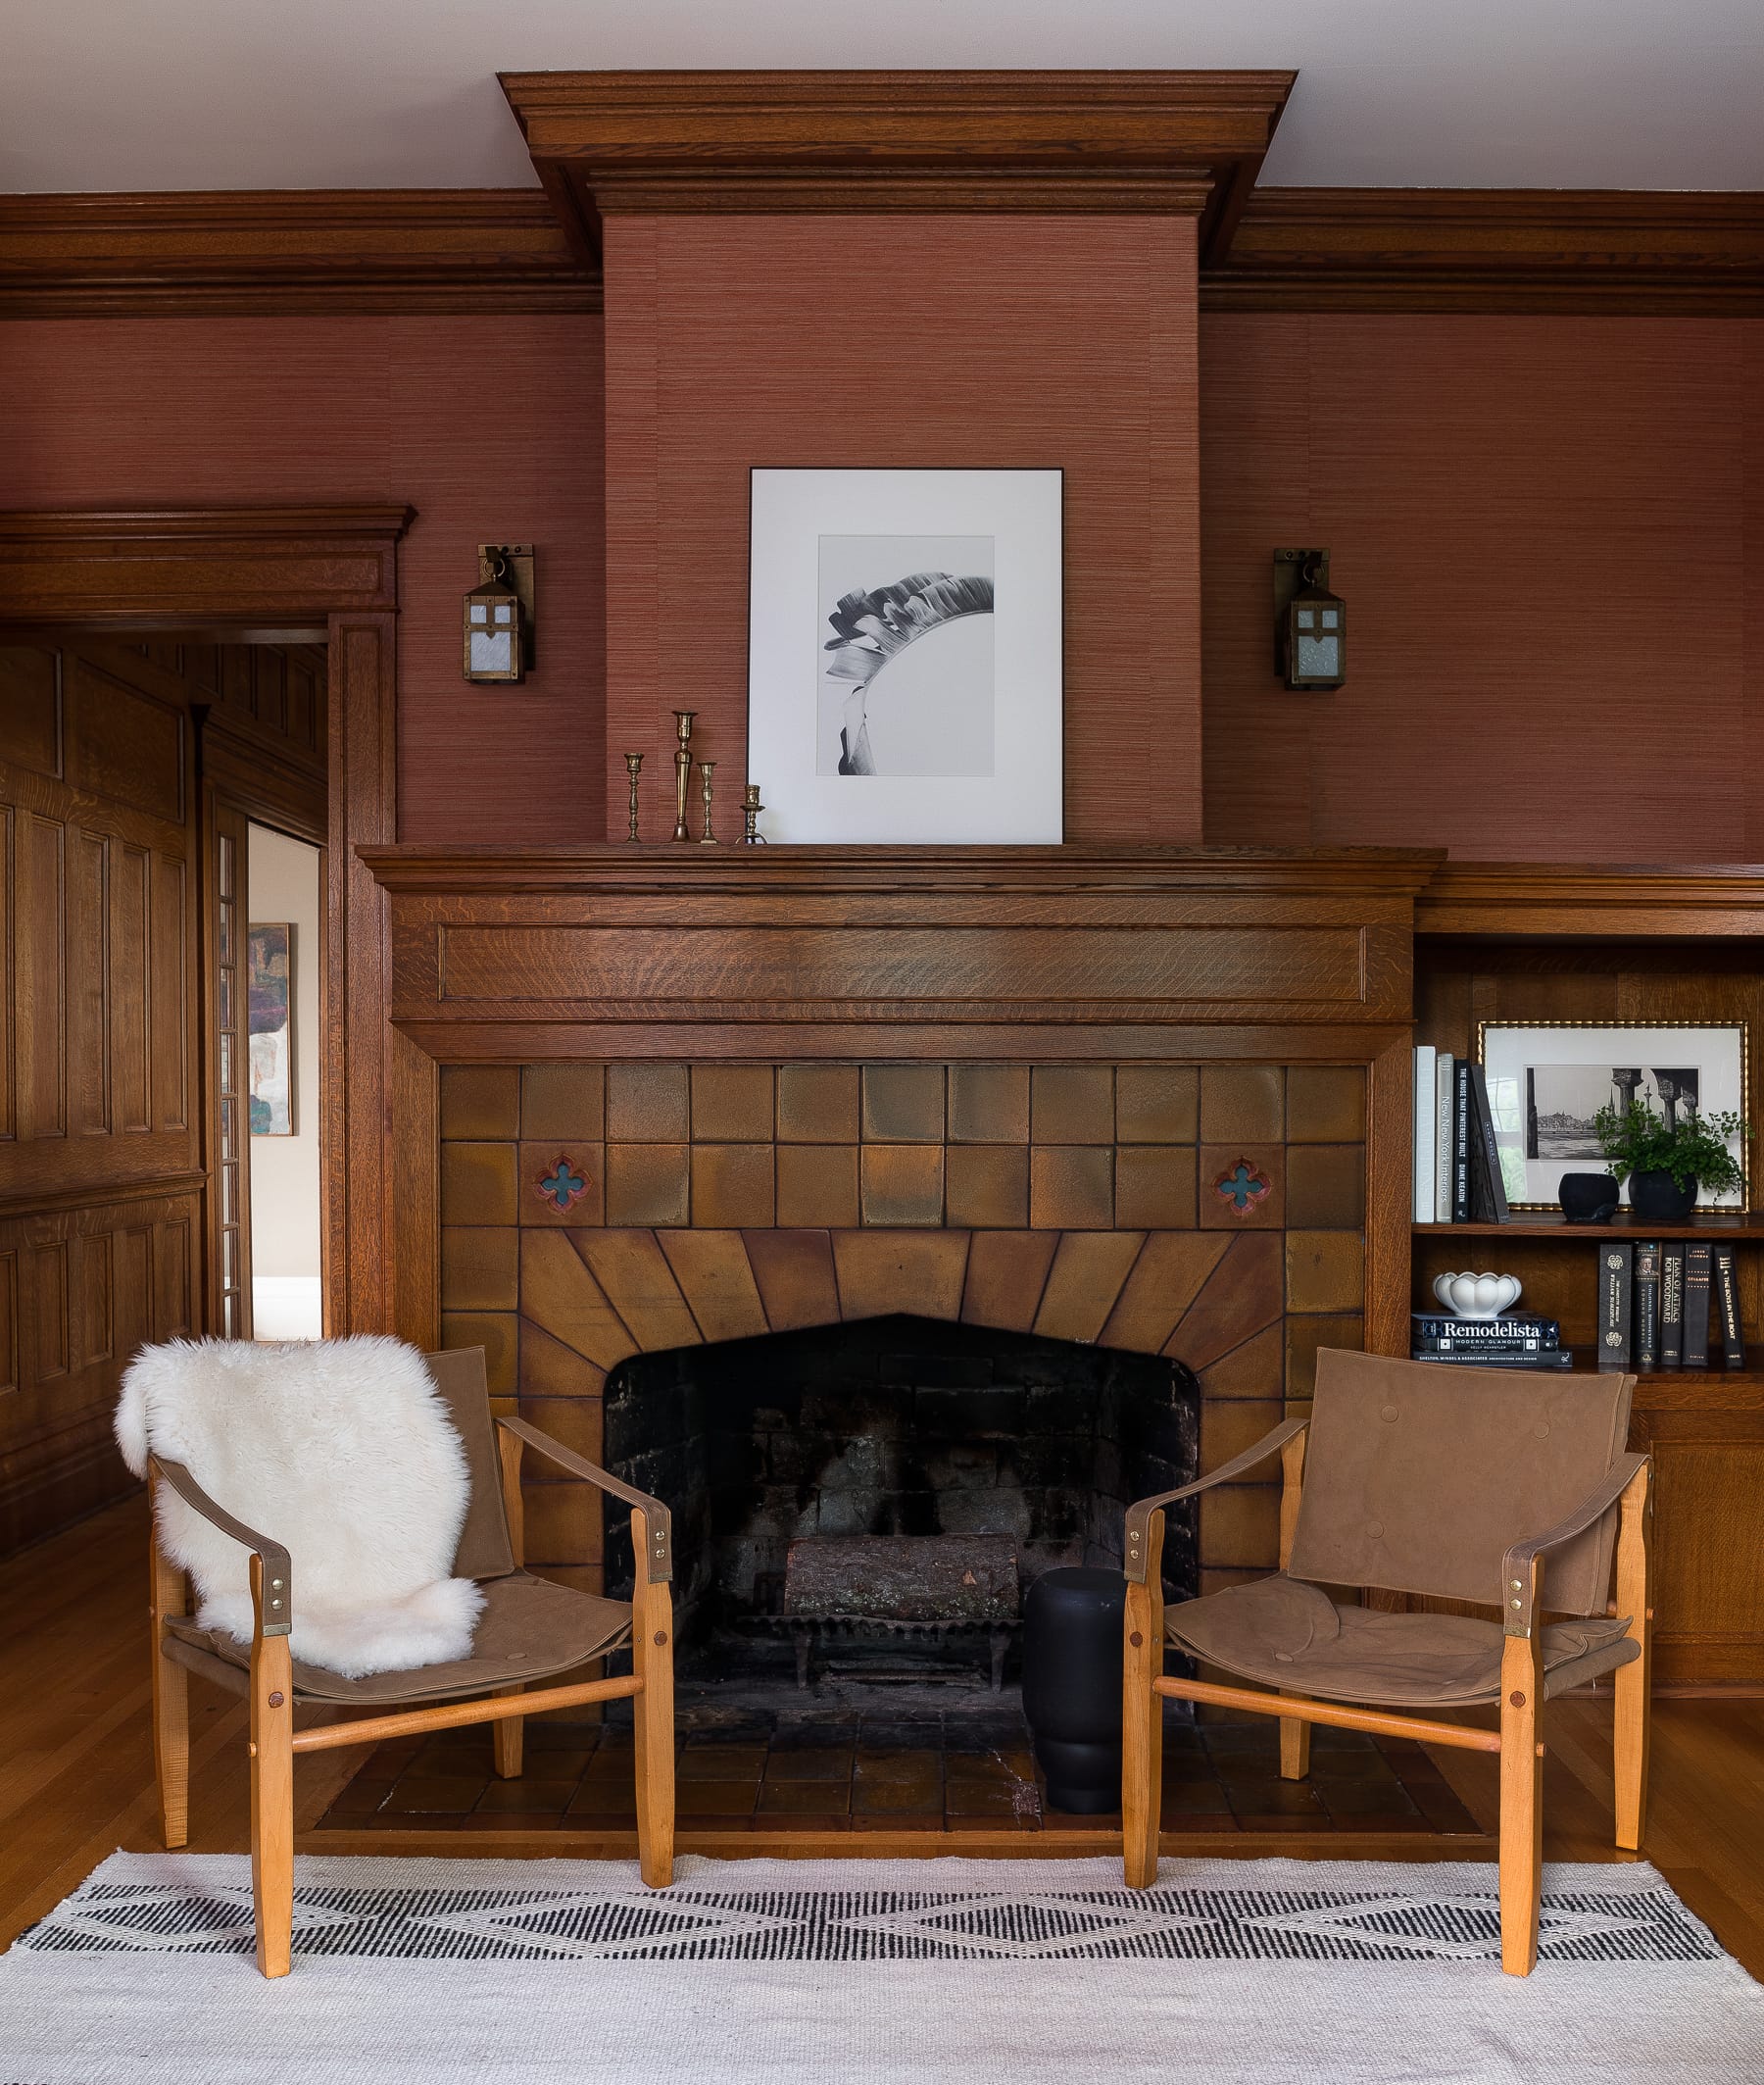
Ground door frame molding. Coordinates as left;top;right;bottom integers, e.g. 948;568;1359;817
0;505;416;1340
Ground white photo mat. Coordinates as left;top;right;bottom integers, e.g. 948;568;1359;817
1478;1021;1749;1209
747;468;1063;843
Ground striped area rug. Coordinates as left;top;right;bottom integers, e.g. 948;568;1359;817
3;1854;1760;2083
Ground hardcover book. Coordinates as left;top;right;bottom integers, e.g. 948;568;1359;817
1597;1242;1634;1370
1466;1063;1511;1223
1410;1313;1560;1351
1660;1244;1686;1368
1435;1053;1455;1222
1411;1349;1577;1370
1452;1060;1472;1224
1413;1046;1437;1223
1714;1244;1746;1370
1634;1241;1661;1370
1683;1241;1713;1369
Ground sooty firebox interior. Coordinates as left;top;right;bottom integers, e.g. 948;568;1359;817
603;1314;1199;1697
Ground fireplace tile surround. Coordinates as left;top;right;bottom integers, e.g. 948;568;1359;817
438;1059;1367;1603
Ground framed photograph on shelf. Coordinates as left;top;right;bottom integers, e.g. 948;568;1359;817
747;467;1063;843
247;922;295;1136
1478;1020;1748;1210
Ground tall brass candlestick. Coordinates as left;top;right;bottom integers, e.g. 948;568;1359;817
741;782;766;845
670;711;696;842
698;761;718;843
623;752;643;842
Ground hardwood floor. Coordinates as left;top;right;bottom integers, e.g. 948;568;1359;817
5;1493;1762;1979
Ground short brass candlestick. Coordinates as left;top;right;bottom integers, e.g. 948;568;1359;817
741;782;766;845
698;761;718;843
670;711;695;842
622;752;643;842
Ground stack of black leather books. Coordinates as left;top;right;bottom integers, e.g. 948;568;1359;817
1411;1312;1572;1369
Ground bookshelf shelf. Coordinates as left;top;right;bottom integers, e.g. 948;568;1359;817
1414;1214;1764;1240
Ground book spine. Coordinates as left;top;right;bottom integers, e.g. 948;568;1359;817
1634;1241;1661;1370
1467;1062;1510;1221
1413;1046;1437;1223
1414;1337;1551;1356
1597;1242;1634;1370
1411;1350;1576;1369
1410;1315;1560;1346
1452;1061;1471;1223
1683;1242;1713;1369
1434;1054;1454;1221
1714;1245;1746;1370
1659;1244;1685;1368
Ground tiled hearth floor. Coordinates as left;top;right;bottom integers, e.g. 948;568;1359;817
313;1707;1481;1838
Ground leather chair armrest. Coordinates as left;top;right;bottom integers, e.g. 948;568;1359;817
149;1454;292;1638
498;1417;673;1584
1500;1452;1649;1636
1123;1417;1308;1585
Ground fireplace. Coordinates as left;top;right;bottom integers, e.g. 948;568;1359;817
602;1313;1200;1694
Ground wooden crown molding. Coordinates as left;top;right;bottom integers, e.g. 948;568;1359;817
500;70;1296;261
0;190;598;320
1203;188;1764;314
1418;862;1764;938
0;506;415;623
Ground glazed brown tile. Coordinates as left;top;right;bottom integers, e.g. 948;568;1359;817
1287;1230;1366;1313
680;1744;768;1780
944;1780;1030;1817
1158;1782;1233;1816
691;1064;774;1142
1031;1066;1114;1144
759;1780;854;1816
382;1775;488;1815
948;1064;1030;1143
441;1141;518;1226
441;1226;518;1312
518;1142;605;1227
516;1393;604;1464
861;1065;946;1143
1169;1233;1284;1373
439;1309;516;1392
461;1812;570;1832
473;1778;579;1814
1285;1065;1367;1143
605;1142;691;1226
521;1064;606;1142
1115;1065;1199;1144
853;1752;943;1813
1199;1065;1285;1143
1285;1143;1367;1229
1198;1146;1286;1231
518;1480;600;1567
763;1748;854;1783
673;1779;760;1816
860;1144;946;1225
565;1779;639;1818
440;1065;520;1140
1195;1321;1286;1401
777;1065;859;1143
692;1143;776;1227
606;1063;689;1142
1029;1146;1113;1229
1113;1146;1197;1229
946;1143;1029;1227
1199;1483;1282;1569
775;1144;860;1228
1200;1397;1286;1472
1286;1313;1364;1397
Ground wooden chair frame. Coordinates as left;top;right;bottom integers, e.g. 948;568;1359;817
147;1418;675;1978
1121;1419;1653;1976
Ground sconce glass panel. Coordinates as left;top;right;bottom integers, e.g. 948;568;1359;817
470;630;514;674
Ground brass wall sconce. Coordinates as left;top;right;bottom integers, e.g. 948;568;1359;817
1273;548;1346;690
463;543;535;684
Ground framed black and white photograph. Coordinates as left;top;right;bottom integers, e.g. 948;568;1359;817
1478;1021;1749;1209
747;468;1062;842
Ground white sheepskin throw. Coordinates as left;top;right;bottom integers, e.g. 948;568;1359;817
116;1336;484;1679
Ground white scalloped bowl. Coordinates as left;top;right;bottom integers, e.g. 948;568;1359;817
1432;1271;1523;1319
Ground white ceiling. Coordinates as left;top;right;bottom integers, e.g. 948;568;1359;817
5;0;1764;195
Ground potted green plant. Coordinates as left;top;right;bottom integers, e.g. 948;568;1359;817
1592;1098;1750;1221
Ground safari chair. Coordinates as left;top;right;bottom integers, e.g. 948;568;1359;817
1121;1348;1650;1975
145;1346;675;1977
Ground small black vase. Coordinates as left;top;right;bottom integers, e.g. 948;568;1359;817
1022;1567;1125;1815
1628;1168;1697;1222
1558;1172;1620;1224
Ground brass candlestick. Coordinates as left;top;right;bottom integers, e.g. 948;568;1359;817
741;782;766;845
623;752;643;842
698;761;718;843
671;711;696;842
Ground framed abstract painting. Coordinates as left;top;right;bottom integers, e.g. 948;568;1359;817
747;468;1063;842
247;922;295;1136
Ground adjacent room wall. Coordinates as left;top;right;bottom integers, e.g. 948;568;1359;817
247;822;323;1339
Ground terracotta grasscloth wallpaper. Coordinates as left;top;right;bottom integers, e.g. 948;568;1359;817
601;214;1203;846
1;308;1760;855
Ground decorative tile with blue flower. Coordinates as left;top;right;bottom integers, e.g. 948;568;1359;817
1199;1146;1285;1230
536;1155;590;1213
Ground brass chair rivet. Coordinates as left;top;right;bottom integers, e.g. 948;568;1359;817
269;1691;284;1708
1510;1598;1522;1608
271;1578;283;1590
1129;1631;1144;1649
271;1598;282;1610
1509;1691;1526;1708
1510;1579;1522;1591
654;1630;667;1646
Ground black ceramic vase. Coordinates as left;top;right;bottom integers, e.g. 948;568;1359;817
1628;1168;1698;1222
1557;1172;1621;1224
1022;1566;1125;1815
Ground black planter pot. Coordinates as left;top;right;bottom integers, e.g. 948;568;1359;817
1021;1566;1125;1815
1628;1168;1697;1222
1558;1172;1621;1223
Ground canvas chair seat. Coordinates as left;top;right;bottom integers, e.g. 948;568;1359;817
1165;1571;1640;1710
163;1568;634;1705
